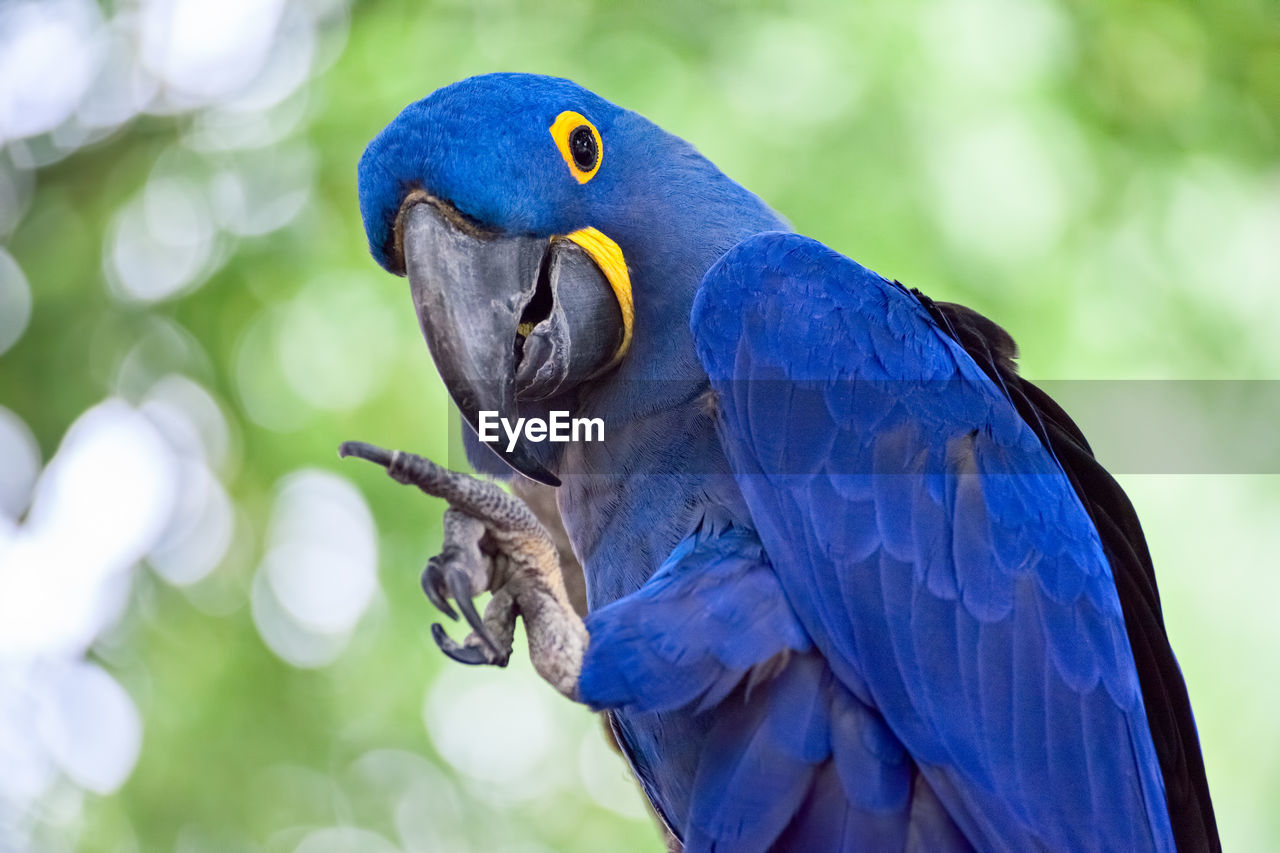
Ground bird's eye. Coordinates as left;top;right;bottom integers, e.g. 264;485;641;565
550;111;603;184
569;126;597;171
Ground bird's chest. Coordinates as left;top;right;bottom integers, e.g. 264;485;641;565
556;467;709;610
555;410;748;610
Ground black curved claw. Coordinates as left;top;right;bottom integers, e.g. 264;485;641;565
445;566;503;658
431;623;491;665
421;557;458;620
338;440;394;468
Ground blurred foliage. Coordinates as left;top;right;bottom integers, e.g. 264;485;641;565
1;0;1279;850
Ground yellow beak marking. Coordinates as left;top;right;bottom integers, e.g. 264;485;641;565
556;227;633;367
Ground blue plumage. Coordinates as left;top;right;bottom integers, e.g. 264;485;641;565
358;73;1213;851
580;526;811;714
581;525;968;850
690;233;1171;850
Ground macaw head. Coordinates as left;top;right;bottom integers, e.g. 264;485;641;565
358;73;784;484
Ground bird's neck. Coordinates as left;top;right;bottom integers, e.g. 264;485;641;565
596;178;788;416
551;124;787;606
554;396;751;610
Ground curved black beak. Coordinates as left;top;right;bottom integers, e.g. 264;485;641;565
400;197;624;486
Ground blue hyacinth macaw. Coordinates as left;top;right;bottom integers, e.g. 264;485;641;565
345;73;1217;851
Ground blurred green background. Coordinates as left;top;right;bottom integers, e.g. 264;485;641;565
1;0;1277;850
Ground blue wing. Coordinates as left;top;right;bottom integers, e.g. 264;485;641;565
689;232;1175;851
579;525;970;852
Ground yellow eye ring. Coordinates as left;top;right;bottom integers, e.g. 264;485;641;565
550;111;602;184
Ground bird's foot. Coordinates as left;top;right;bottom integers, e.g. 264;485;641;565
339;440;587;699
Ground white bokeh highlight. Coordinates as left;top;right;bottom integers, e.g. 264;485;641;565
37;660;143;795
926;111;1082;263
423;660;589;809
251;470;378;667
293;826;401;853
209;143;315;237
0;0;357;843
345;749;471;853
106;174;218;303
0;406;40;519
275;275;399;413
0;248;32;357
140;373;235;587
0;401;178;659
0;0;104;143
0;400;178;831
139;0;285;107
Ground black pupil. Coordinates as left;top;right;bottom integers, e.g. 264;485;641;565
569;126;597;171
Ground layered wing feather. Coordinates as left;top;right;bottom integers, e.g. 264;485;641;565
690;232;1176;852
579;527;969;852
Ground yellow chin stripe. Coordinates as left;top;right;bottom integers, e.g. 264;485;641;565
559;227;633;366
